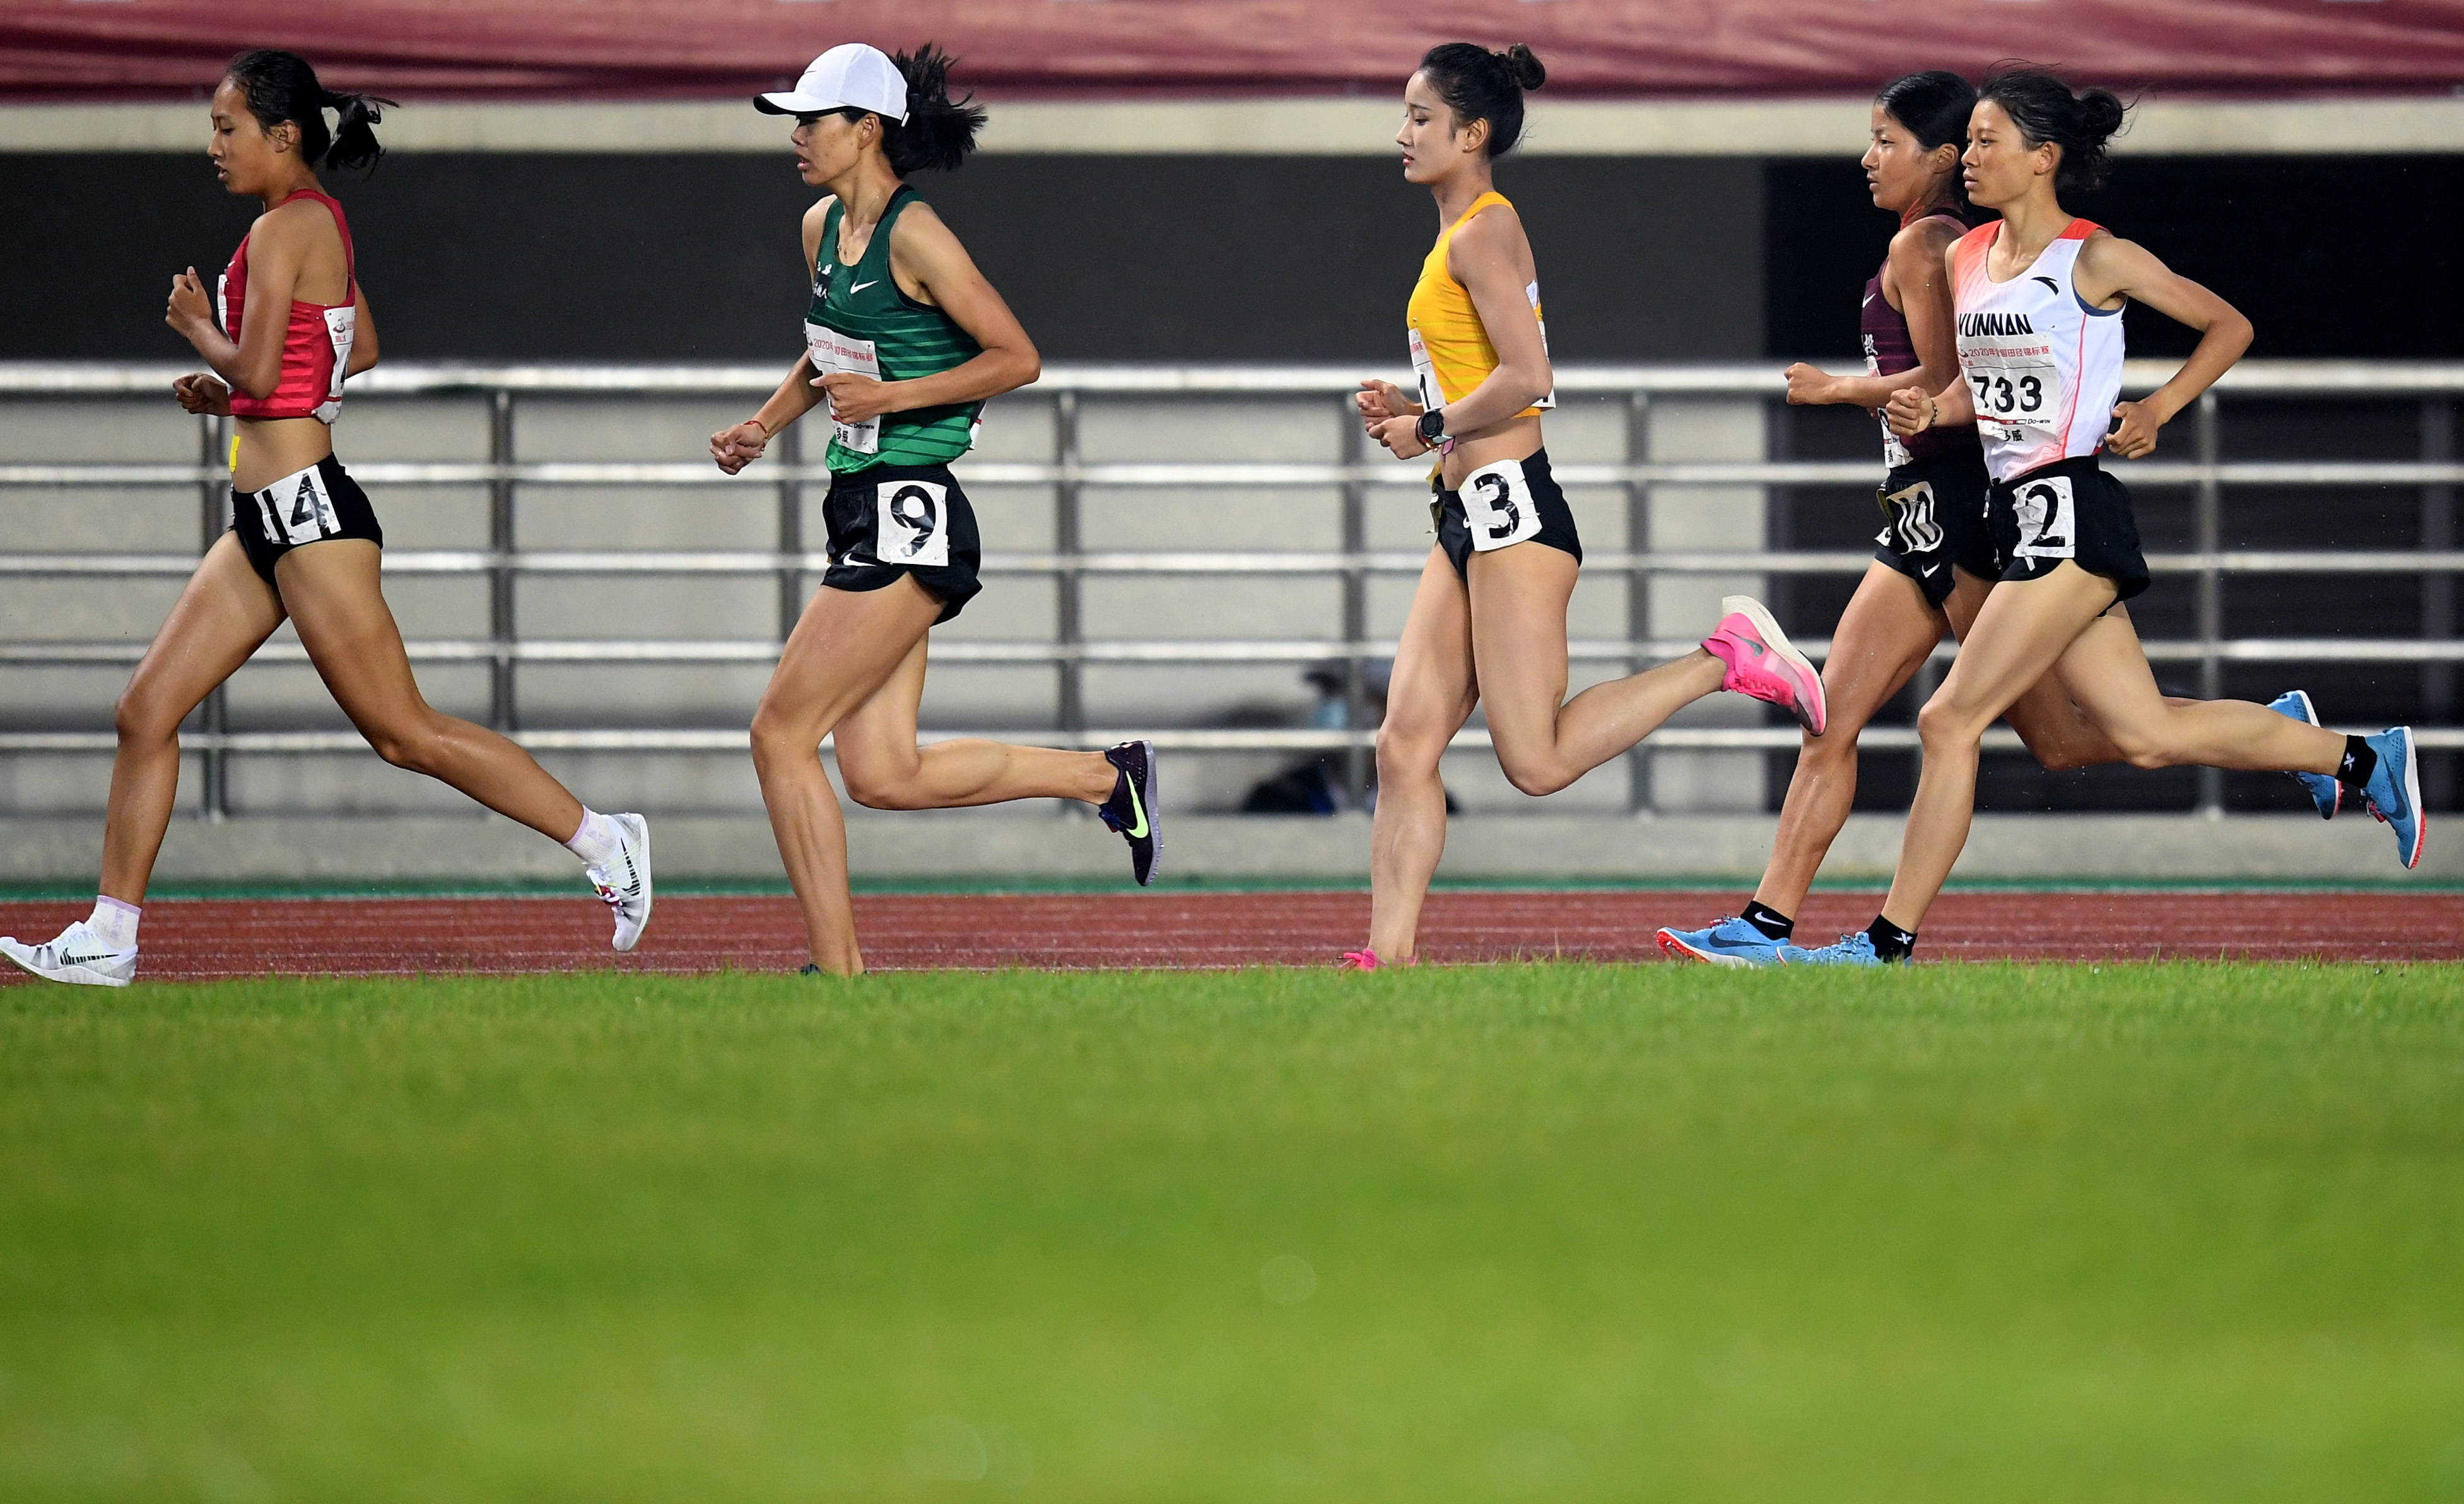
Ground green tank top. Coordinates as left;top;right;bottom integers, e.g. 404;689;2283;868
805;185;984;474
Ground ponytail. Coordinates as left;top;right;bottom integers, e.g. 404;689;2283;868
225;49;395;175
842;43;985;175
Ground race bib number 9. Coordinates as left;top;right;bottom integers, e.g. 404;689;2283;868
805;322;883;455
875;479;951;568
2011;474;2076;561
1459;457;1543;553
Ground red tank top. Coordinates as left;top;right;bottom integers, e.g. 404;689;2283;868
217;189;357;423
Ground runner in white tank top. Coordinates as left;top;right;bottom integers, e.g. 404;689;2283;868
1778;69;2424;967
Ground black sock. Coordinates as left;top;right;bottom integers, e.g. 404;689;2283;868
1865;915;1917;962
2336;734;2378;794
1740;901;1794;941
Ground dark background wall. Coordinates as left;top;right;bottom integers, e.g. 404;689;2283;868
10;151;2458;365
3;153;1763;363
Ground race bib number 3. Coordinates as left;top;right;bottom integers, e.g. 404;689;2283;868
1407;326;1440;412
875;479;951;568
2011;474;2076;561
805;322;883;455
1459;458;1543;553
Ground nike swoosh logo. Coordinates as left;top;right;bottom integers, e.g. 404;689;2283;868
61;953;117;965
850;279;879;294
1122;780;1150;840
1862;293;1877;306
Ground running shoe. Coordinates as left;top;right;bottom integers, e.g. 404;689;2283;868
1336;949;1417;971
2268;690;2340;820
1655;916;1784;967
1777;931;1889;966
586;812;654;951
1;920;137;988
2359;726;2425;870
1099;740;1162;886
1704;595;1828;735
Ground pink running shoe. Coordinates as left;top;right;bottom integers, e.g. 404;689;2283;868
1335;949;1418;971
1702;595;1827;735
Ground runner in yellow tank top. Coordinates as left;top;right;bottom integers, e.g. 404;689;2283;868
1340;43;1831;970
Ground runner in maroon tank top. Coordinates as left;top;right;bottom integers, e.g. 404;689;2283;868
1655;71;2148;967
0;50;652;989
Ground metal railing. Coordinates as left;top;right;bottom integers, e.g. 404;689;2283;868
2;360;2458;818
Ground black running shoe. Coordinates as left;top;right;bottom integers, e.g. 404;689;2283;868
1098;739;1162;886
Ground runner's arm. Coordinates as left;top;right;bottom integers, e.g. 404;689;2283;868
165;208;305;401
1812;217;1964;409
1434;206;1552;437
2079;233;2251;459
713;201;835;471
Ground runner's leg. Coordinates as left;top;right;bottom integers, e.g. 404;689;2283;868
1367;549;1478;963
101;534;286;903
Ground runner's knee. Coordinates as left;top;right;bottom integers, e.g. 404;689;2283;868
362;716;447;775
112;680;182;748
1914;693;1990;751
1495;745;1575;798
838;755;925;811
1375;719;1452;782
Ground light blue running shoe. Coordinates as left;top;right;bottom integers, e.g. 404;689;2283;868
1655;915;1784;967
2267;690;2340;820
2359;726;2425;870
1776;931;1888;966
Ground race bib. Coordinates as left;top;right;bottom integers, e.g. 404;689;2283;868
805;322;883;455
1407;326;1440;413
1876;478;1944;555
874;478;951;568
1965;356;2060;446
1458;457;1543;553
314;304;356;423
1526;281;1557;411
2010;473;2076;561
252;464;341;547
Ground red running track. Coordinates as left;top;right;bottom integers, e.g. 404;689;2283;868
3;890;2460;980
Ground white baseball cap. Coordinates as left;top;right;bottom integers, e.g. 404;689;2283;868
755;44;910;124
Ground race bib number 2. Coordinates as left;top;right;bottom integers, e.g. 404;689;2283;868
2011;474;2076;561
1459;457;1543;553
874;479;951;568
805;322;883;455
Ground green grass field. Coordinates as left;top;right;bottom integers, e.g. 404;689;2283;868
4;965;2461;1501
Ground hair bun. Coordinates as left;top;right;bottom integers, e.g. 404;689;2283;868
1499;42;1546;91
2077;86;2129;141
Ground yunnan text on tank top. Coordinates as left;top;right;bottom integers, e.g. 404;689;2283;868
218;188;357;424
1863;214;1983;471
1405;190;1554;416
1950;218;2125;481
806;186;984;474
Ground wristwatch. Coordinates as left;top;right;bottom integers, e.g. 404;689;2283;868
1415;408;1450;450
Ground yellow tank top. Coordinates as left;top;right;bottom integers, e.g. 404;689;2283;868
1406;189;1552;417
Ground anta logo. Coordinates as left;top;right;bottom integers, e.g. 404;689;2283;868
1959;311;2037;338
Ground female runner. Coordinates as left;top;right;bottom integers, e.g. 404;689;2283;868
708;44;1159;976
1784;69;2420;966
1;49;652;989
1657;71;2187;967
1344;42;1827;969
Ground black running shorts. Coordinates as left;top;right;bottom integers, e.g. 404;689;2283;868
819;461;984;624
230;454;384;585
1872;447;2000;610
1432;447;1582;580
1986;454;2151;604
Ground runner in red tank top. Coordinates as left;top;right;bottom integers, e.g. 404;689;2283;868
0;50;654;989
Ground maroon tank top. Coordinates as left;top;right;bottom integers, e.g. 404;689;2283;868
1860;213;1980;469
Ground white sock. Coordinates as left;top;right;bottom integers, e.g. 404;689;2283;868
86;895;139;951
564;808;623;867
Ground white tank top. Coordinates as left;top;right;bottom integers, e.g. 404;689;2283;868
1951;218;2126;481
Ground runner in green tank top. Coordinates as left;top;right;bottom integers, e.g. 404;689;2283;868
710;44;1161;976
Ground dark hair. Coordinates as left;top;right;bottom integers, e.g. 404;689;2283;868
1874;70;1979;218
1978;64;2131;195
1416;42;1547;158
225;49;394;175
837;43;985;175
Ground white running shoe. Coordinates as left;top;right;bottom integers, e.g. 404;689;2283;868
1;920;138;988
586;812;654;952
